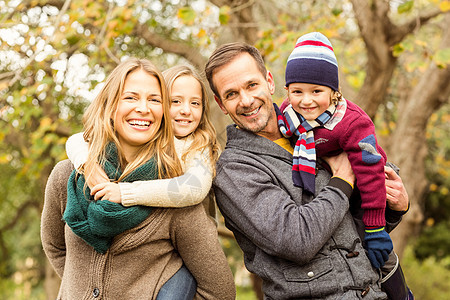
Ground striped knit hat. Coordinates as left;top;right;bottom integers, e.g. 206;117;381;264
285;32;339;91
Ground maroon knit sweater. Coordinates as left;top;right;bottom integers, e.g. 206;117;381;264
282;99;387;227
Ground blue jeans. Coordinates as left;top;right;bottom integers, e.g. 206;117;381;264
156;265;197;300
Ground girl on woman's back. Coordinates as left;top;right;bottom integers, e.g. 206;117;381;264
41;58;235;300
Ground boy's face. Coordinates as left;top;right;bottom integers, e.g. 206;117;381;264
286;82;333;121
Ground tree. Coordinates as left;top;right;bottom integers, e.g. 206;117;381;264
1;0;449;298
348;0;450;257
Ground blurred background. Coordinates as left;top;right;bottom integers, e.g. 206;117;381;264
0;0;449;299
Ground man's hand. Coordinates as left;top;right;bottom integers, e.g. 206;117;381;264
385;166;409;212
323;152;355;186
91;182;122;203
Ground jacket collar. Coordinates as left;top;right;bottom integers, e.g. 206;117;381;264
224;125;293;161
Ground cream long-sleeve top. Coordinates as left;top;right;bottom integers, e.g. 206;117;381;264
65;133;216;218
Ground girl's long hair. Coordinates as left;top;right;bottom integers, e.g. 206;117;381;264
82;58;182;182
163;65;221;173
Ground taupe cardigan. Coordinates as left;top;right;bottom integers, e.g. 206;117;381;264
41;160;236;300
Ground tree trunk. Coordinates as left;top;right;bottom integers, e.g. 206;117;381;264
388;15;450;256
350;0;398;118
349;0;450;258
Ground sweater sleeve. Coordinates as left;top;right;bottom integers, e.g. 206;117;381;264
41;160;73;278
120;149;213;208
65;132;88;170
340;115;387;227
171;205;236;300
214;159;352;266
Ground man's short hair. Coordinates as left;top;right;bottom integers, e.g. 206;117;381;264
205;42;267;98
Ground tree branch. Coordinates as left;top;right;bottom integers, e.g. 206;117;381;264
2;0;72;92
389;8;444;45
134;24;207;70
0;199;40;232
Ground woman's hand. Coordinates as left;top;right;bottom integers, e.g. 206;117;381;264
385;166;409;212
91;182;122;203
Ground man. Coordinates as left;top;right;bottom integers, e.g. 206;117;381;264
205;42;409;299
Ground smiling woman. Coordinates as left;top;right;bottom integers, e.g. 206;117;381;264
114;69;164;161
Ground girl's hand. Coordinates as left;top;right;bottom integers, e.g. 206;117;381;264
91;182;122;203
385;166;409;212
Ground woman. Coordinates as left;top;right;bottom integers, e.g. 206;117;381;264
40;58;235;300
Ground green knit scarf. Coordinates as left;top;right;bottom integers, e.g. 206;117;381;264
63;143;158;254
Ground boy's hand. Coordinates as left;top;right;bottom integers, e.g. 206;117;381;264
91;182;122;203
385;166;409;212
364;228;393;269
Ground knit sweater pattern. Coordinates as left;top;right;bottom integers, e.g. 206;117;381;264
313;99;387;227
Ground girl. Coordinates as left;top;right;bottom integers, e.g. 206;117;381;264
41;58;235;300
66;66;220;220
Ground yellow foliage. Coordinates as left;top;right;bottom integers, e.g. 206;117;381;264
438;168;449;178
429;183;438;191
40;117;52;129
0;81;9;91
441;187;449;195
426;217;435;227
440;1;450;12
222;238;231;248
414;39;428;47
0;154;11;164
389;121;396;130
197;29;206;38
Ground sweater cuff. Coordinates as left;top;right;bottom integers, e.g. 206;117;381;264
362;208;386;227
385;206;407;223
328;177;353;199
119;182;137;207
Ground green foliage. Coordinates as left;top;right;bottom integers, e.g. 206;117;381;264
236;285;258;299
434;47;450;67
414;104;450;263
397;1;414;13
403;245;450;299
177;7;197;26
219;5;231;25
414;221;450;263
424;106;450;220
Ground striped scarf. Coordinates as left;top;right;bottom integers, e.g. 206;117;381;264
274;103;336;194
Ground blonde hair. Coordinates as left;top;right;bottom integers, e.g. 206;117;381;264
163;65;221;171
82;58;182;182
